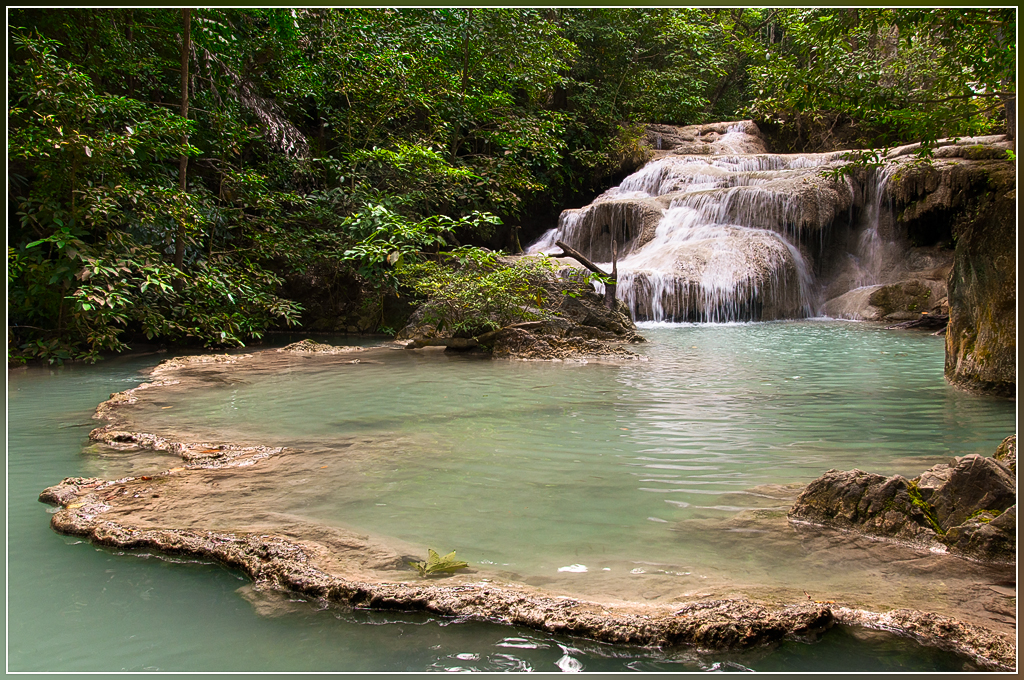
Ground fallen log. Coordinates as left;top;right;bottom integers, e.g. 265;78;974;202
549;240;618;310
885;314;949;331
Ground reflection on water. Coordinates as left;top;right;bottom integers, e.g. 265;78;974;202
8;323;1014;671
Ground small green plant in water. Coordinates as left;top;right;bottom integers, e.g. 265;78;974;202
408;549;469;577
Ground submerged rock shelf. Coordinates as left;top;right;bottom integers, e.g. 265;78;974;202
38;347;1016;671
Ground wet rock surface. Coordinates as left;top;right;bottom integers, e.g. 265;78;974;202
994;434;1016;472
646;121;769;156
278;339;366;355
788;470;942;544
790;442;1017;564
617;227;809;322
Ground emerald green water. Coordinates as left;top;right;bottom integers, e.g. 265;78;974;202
8;322;1014;671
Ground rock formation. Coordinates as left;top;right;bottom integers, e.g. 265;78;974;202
529;126;842;322
790;435;1017;563
398;265;645;361
527;121;1014;396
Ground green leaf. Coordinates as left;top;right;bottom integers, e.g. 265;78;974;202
409;548;470;577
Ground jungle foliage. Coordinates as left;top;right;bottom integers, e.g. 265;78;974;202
7;8;1015;361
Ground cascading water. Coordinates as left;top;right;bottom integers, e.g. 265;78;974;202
528;125;863;322
846;163;900;288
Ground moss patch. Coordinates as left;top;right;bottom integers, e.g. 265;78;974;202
907;481;944;535
965;508;1003;524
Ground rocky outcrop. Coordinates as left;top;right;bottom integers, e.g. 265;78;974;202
994;434;1016;472
488;320;644;361
821;278;948;322
788;470;942;544
398;269;646;361
878;137;1016;396
943;182;1013;395
790;441;1017;563
646;121;769;155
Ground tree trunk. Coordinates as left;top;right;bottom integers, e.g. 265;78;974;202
173;8;191;272
1000;89;1015;146
604;240;618;310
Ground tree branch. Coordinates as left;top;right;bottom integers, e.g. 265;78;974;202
549;240;610;277
549;240;619;310
908;92;1014;104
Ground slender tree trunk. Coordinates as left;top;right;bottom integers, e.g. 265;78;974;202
450;9;472;160
1001;92;1016;146
126;10;135;100
173;8;191;272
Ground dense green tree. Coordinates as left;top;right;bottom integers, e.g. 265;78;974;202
741;8;1016;150
9;11;307;361
8;8;1012;362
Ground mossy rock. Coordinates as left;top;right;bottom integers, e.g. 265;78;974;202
867;280;933;318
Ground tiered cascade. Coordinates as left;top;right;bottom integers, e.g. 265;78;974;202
529;125;855;322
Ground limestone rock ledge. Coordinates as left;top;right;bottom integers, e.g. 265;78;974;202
790;436;1016;564
35;361;1016;670
885;144;1016;397
37;473;1014;670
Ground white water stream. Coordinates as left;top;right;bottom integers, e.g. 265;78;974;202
528;126;898;322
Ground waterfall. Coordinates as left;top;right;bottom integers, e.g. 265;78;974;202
528;126;853;322
847;164;899;288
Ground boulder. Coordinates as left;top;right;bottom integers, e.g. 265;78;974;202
925;454;1016;530
994;435;1016;473
867;280;940;320
822;279;946;321
943;505;1016;563
788;469;940;544
790;439;1016;562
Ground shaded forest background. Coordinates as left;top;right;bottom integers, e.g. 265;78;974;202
7;8;1015;362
